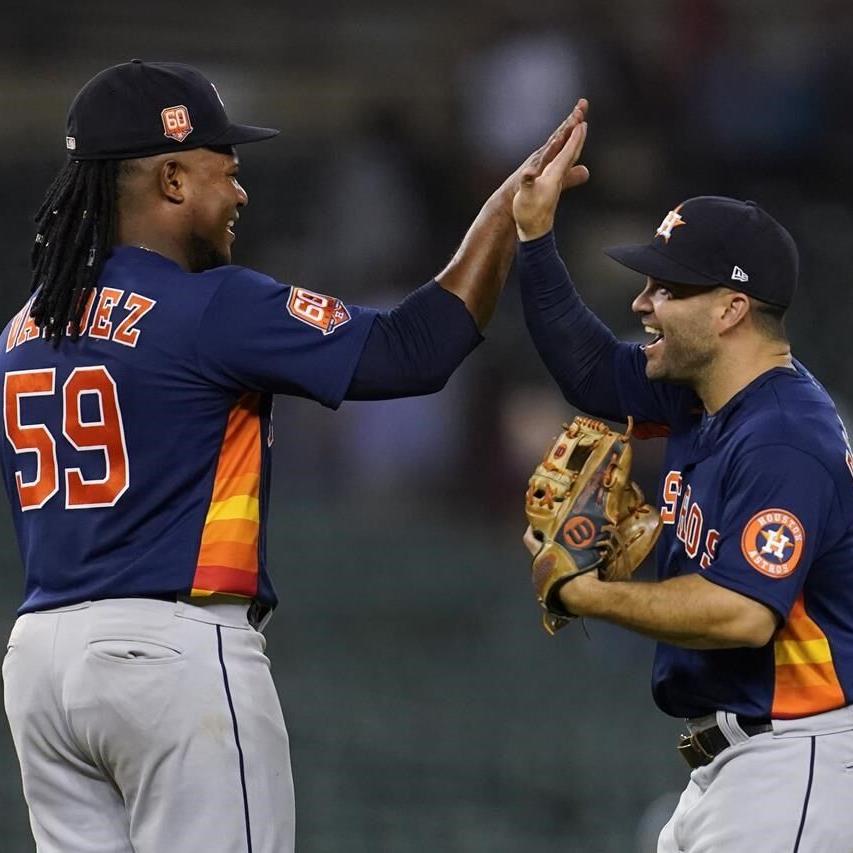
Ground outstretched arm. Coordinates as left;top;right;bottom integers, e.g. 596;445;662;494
518;234;627;421
513;120;694;426
513;125;633;420
436;100;591;330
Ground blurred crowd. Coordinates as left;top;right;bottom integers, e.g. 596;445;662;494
244;0;853;514
1;1;850;517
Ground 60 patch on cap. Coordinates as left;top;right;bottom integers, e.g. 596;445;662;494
741;508;805;578
161;105;193;142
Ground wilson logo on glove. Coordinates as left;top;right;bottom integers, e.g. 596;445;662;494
562;516;596;548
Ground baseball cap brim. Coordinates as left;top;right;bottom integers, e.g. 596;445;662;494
69;123;281;161
207;123;280;146
604;243;720;287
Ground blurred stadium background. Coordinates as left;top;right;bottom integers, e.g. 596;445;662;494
1;1;851;850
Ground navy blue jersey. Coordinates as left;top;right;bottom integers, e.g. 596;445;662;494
0;247;377;613
614;345;853;719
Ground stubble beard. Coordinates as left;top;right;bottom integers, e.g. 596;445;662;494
646;331;714;388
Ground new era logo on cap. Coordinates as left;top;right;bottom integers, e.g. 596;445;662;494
731;266;749;282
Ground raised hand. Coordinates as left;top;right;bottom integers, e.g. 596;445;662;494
434;99;589;329
512;118;589;242
497;99;588;203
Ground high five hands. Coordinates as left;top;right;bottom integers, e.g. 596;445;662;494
513;98;589;242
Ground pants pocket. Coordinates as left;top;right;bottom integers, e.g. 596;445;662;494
87;638;183;664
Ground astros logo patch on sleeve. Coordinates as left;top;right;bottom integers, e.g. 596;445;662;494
740;509;805;578
286;287;351;335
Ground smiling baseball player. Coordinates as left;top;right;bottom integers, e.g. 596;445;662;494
0;61;590;852
512;134;853;850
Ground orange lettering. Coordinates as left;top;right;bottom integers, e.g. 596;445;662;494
88;287;124;340
112;293;156;347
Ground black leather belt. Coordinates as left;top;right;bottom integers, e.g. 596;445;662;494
677;716;773;768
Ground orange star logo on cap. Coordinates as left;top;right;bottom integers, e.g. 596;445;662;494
655;204;686;243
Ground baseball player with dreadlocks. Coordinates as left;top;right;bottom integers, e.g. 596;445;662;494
513;127;853;850
0;61;589;852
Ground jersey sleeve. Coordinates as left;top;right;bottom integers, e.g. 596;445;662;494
195;268;378;407
612;344;700;432
701;443;838;620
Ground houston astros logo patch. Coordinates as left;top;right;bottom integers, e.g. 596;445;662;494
740;508;804;578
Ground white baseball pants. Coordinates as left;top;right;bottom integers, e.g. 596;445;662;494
3;597;294;853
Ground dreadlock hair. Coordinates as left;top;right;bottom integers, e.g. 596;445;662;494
30;159;120;345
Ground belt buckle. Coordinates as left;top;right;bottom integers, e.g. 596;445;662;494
677;731;714;769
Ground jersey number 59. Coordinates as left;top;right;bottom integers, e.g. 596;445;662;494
3;366;128;511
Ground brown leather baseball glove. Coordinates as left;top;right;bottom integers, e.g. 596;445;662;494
525;416;661;634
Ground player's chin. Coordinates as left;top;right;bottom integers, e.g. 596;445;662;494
643;349;665;381
645;356;683;384
646;357;695;387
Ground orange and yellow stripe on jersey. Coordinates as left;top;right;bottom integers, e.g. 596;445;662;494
191;393;262;598
772;594;845;718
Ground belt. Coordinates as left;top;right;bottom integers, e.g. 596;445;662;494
146;593;271;632
677;715;773;768
246;599;272;632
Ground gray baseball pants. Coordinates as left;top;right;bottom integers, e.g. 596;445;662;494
3;597;294;852
658;707;853;852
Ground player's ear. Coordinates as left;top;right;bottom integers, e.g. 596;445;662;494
718;291;750;332
158;159;186;204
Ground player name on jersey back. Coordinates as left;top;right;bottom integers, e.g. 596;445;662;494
7;287;157;352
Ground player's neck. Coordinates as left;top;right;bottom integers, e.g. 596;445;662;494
116;219;192;272
695;344;793;415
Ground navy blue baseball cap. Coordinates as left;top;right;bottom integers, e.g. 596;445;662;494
604;196;799;308
65;60;279;161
